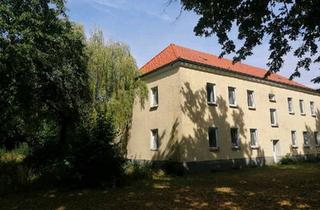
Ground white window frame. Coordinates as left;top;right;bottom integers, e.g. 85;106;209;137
228;87;237;107
310;101;316;116
230;127;240;149
314;131;320;146
150;86;158;108
206;83;217;105
303;131;310;147
291;130;298;148
247;90;255;109
249;129;259;148
287;97;294;114
270;109;278;127
208;127;218;149
269;93;276;102
299;99;305;115
150;129;159;151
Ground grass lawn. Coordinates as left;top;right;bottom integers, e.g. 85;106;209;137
1;163;320;210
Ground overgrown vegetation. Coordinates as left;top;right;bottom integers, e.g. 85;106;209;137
280;153;320;165
0;0;146;188
0;144;31;194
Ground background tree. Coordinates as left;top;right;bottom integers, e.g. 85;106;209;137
0;0;91;148
178;0;320;82
86;29;147;154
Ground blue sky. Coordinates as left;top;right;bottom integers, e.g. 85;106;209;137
67;0;319;88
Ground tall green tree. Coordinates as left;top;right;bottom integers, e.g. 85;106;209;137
178;0;320;81
0;0;90;148
86;30;147;153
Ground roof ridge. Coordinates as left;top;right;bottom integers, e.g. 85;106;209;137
140;44;178;71
140;43;312;90
172;43;269;72
169;44;306;87
169;43;179;59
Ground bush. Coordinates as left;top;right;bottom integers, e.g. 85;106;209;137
26;113;125;187
124;161;153;180
280;154;296;165
280;154;320;165
0;144;33;194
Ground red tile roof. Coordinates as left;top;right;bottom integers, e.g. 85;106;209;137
140;43;311;90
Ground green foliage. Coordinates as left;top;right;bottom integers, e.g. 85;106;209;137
0;1;145;188
280;153;320;165
124;161;153;180
280;154;297;165
0;0;91;148
0;144;33;194
179;0;320;81
26;113;125;187
86;29;147;151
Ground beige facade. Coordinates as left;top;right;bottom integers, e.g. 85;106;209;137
127;61;320;165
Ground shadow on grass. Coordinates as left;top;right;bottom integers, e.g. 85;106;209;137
1;163;320;210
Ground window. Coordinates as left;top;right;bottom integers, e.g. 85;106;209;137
150;86;158;108
299;99;305;115
314;132;320;146
287;98;294;114
303;131;309;146
228;87;237;106
150;129;159;150
208;127;218;148
206;83;216;104
269;93;276;102
270;109;278;127
250;129;258;148
310;101;316;116
247;90;255;109
230;128;240;148
291;131;297;147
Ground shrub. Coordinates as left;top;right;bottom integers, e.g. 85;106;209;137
26;113;125;187
280;154;320;165
124;161;153;180
0;144;33;194
280;154;296;165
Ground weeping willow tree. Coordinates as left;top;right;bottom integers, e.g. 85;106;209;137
87;30;147;154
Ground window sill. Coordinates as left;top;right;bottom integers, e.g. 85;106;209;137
269;100;276;103
231;146;241;150
209;147;219;151
250;146;260;150
271;124;279;128
289;112;295;115
150;105;158;111
150;149;159;151
291;145;298;149
312;114;316;117
207;102;217;106
229;104;238;108
300;113;306;116
248;106;256;110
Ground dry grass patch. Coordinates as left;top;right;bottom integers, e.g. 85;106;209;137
0;163;320;210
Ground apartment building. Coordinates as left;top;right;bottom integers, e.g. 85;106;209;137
127;44;320;170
